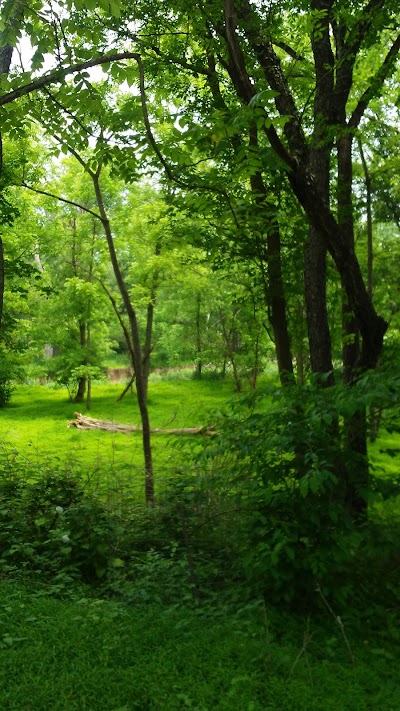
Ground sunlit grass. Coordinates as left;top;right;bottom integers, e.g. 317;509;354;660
0;380;235;501
1;379;398;505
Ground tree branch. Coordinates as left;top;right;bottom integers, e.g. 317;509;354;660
346;0;385;58
20;182;102;220
223;0;298;169
349;32;400;129
0;51;141;106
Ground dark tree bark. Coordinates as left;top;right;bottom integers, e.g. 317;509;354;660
249;143;294;386
304;0;335;383
74;322;87;403
0;44;14;331
220;0;399;518
205;45;294;386
233;0;393;371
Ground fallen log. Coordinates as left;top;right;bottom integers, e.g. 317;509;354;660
68;412;217;436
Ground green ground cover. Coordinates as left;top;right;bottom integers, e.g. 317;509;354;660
0;379;396;502
0;379;399;710
0;579;398;711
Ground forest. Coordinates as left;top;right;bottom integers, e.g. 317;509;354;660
0;0;399;708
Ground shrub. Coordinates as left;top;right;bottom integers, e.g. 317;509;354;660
0;468;118;585
0;378;13;407
190;373;400;608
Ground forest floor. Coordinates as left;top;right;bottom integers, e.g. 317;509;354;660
0;577;399;710
0;378;399;709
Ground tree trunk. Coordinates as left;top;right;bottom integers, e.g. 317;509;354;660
142;243;160;402
99;280;137;401
233;2;388;370
251;327;260;389
358;139;374;300
305;0;335;383
93;173;154;506
116;373;136;402
0;45;14;332
294;300;306;385
75;322;87;403
250;169;294;386
195;292;202;379
304;233;333;381
337;132;368;517
86;324;92;410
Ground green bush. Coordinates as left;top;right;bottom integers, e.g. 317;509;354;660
0;378;13;407
0;469;118;585
190;372;400;608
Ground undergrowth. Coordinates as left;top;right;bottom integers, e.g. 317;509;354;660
0;376;399;708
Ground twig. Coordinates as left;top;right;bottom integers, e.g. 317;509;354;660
287;617;314;681
316;584;355;664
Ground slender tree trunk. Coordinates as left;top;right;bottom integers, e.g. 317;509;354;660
142;242;160;402
93;173;154;506
86;324;92;410
0;45;14;332
358;138;373;299
116;373;136;402
295;300;306;385
75;322;87;403
99;280;137;400
358;139;381;441
250;168;294;386
195;293;202;379
251;327;260;389
220;311;242;392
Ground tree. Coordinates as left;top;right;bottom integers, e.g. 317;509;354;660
1;0;399;516
98;0;398;514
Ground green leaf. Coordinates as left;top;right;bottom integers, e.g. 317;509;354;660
249;89;279;107
109;0;122;17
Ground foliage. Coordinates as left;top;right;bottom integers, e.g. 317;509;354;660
0;376;398;706
0;465;118;585
0;579;398;711
189;372;400;607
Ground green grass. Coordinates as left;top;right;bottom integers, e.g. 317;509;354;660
0;381;400;709
0;380;234;500
0;579;398;710
1;379;398;504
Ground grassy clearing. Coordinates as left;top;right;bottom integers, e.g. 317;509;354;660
0;379;397;503
0;380;234;500
0;579;398;711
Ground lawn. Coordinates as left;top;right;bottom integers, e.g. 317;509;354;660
0;379;234;501
0;378;397;501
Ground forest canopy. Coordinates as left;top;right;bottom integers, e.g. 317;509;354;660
0;0;400;604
